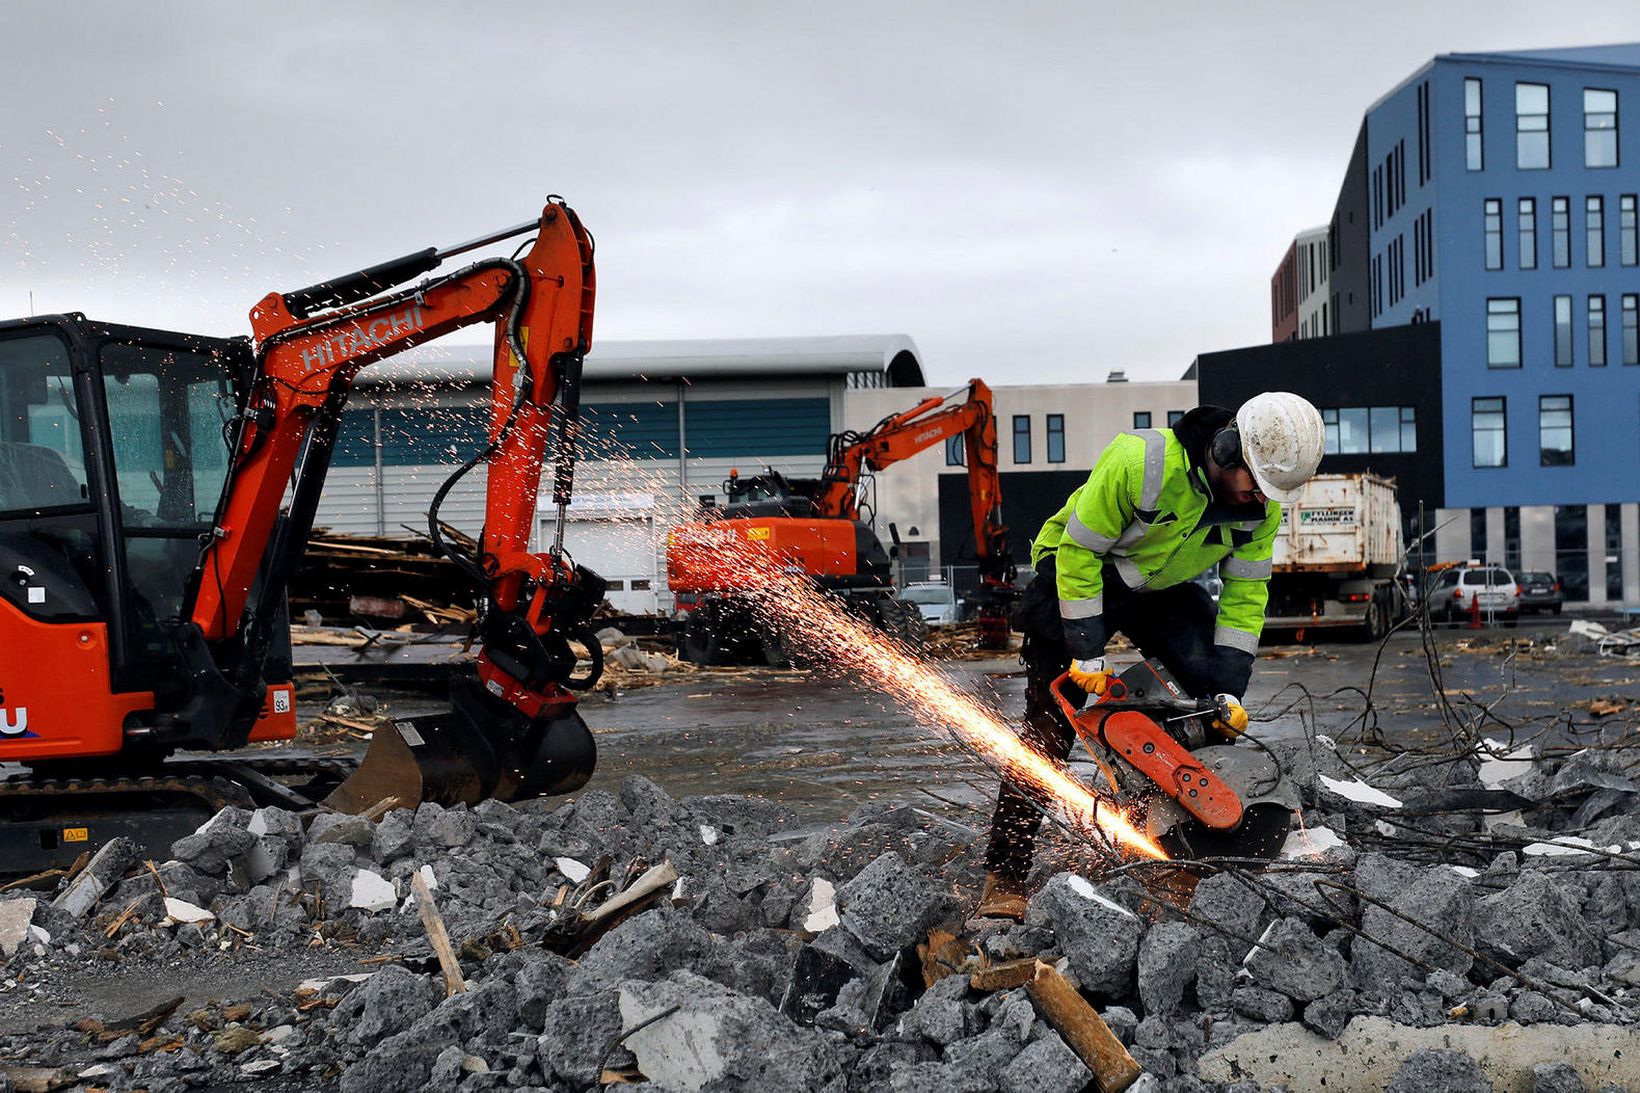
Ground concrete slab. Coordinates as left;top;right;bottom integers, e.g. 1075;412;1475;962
1197;1015;1640;1091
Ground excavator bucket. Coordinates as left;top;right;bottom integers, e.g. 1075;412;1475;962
322;704;596;814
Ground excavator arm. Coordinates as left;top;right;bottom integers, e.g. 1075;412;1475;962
815;379;1015;592
178;198;602;805
812;379;1017;646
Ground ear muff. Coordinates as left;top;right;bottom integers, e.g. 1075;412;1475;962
1209;426;1244;470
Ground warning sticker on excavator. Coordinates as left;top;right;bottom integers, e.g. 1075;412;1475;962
747;527;771;541
63;827;88;843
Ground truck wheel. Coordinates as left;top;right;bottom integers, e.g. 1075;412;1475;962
678;615;720;666
877;597;930;650
1361;598;1387;642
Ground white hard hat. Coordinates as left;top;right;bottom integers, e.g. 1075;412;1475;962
1235;392;1325;503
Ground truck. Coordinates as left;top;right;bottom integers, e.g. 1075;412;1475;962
1262;473;1406;641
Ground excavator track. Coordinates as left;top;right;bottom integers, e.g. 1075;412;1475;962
0;755;360;876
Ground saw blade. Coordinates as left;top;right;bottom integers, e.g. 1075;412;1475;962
1159;801;1294;863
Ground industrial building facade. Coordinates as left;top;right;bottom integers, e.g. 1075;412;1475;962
1232;44;1640;603
311;337;1198;615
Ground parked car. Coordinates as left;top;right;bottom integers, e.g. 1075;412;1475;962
1428;565;1520;626
899;580;961;624
1518;570;1564;615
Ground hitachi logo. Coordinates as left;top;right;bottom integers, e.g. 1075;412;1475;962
298;303;426;373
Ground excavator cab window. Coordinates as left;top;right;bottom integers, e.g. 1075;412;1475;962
97;341;237;662
0;330;104;622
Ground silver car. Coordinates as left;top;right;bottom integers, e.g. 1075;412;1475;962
899;581;960;625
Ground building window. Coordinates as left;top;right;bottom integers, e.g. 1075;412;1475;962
1132;411;1151;430
1483;198;1503;269
1518;197;1537;269
1486;298;1521;368
1621;195;1637;266
1539;395;1574;466
1551;197;1570;267
1046;414;1065;464
1320;406;1416;455
1012;415;1031;464
1587;195;1605;267
1585;88;1619;168
1465;77;1484;171
1622;294;1638;366
945;434;965;466
1167;410;1184;427
1516;83;1550;169
1472;397;1507;468
1589;295;1608;367
1555;295;1574;367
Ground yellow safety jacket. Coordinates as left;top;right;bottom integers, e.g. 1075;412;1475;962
1033;427;1280;659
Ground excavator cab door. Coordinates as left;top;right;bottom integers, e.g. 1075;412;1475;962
0;316;248;763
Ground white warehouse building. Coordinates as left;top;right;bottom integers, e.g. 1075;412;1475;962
312;336;1198;614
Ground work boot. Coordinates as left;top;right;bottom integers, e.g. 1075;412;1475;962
975;872;1028;921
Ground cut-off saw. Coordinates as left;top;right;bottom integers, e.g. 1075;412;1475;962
1051;659;1298;862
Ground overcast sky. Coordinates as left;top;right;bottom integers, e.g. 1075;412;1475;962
5;3;1640;385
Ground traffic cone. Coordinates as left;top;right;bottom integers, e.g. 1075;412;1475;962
1467;590;1483;629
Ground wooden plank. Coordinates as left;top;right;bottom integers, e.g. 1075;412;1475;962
411;871;467;997
1025;961;1143;1093
970;957;1037;992
583;861;677;926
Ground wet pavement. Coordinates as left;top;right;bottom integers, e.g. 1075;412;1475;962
536;616;1640;825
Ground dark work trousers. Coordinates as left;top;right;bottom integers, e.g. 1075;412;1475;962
982;553;1232;884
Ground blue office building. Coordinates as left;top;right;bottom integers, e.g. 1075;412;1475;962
1233;45;1640;602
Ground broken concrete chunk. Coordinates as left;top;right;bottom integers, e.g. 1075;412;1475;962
349;870;397;913
898;970;971;1046
348;963;440;1050
1384;1047;1492;1093
1531;1061;1588;1093
1231;984;1294;1024
997;1029;1093;1093
53;836;139;919
1026;873;1143;996
1187;872;1270;960
309;812;375;848
1137;921;1199;1016
162;897;214;925
0;898;37;957
554;855;591;883
834;850;959;962
1302;988;1358;1039
538;991;621;1086
1245;917;1346;1003
618;970;844;1090
801;876;839;933
778;944;861;1027
372;809;415;863
1475;870;1601;969
1352;865;1476;991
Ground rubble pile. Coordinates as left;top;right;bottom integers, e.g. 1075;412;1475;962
3;739;1640;1090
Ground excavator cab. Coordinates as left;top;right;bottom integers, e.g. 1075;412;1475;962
0;316;278;766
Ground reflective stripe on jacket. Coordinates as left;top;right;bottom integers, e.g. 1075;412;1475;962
1032;428;1280;655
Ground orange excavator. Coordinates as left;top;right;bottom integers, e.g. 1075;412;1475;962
0;198;604;870
667;379;1017;665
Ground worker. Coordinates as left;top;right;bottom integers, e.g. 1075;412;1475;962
977;392;1325;919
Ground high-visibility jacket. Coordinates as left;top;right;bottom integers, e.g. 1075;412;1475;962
1033;427;1280;659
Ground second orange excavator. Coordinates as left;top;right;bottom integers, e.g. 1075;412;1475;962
667;379;1017;664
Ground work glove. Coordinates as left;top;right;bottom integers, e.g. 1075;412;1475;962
1067;657;1115;697
1211;694;1249;737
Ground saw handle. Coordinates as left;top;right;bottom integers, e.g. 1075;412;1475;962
1049;670;1128;725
